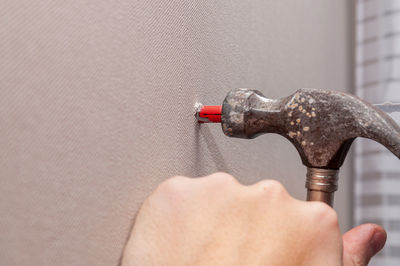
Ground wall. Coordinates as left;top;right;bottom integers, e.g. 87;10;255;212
0;1;353;265
355;1;400;265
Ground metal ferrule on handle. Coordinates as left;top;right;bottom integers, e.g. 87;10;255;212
305;168;339;206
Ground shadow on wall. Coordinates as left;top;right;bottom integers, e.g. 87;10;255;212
193;122;229;176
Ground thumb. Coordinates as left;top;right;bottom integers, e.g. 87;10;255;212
342;223;387;266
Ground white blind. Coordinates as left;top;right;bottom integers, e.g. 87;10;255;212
356;0;400;265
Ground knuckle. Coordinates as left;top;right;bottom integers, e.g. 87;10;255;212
253;180;288;198
308;201;338;226
148;176;192;213
157;175;188;193
209;172;238;185
258;180;286;193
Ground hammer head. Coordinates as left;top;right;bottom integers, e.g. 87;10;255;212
221;88;400;169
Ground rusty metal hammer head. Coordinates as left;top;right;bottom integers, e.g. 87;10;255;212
219;88;400;205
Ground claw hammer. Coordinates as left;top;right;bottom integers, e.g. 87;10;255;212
196;88;400;206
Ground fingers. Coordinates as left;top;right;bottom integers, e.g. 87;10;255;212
342;223;387;266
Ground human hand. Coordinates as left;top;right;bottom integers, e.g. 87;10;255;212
122;173;386;266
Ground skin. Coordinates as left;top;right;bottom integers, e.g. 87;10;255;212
122;173;386;266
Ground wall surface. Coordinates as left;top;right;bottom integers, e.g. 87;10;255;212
0;1;353;265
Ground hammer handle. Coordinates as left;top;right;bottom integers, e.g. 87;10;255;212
307;190;335;206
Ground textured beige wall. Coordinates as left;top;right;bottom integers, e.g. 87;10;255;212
0;1;353;265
